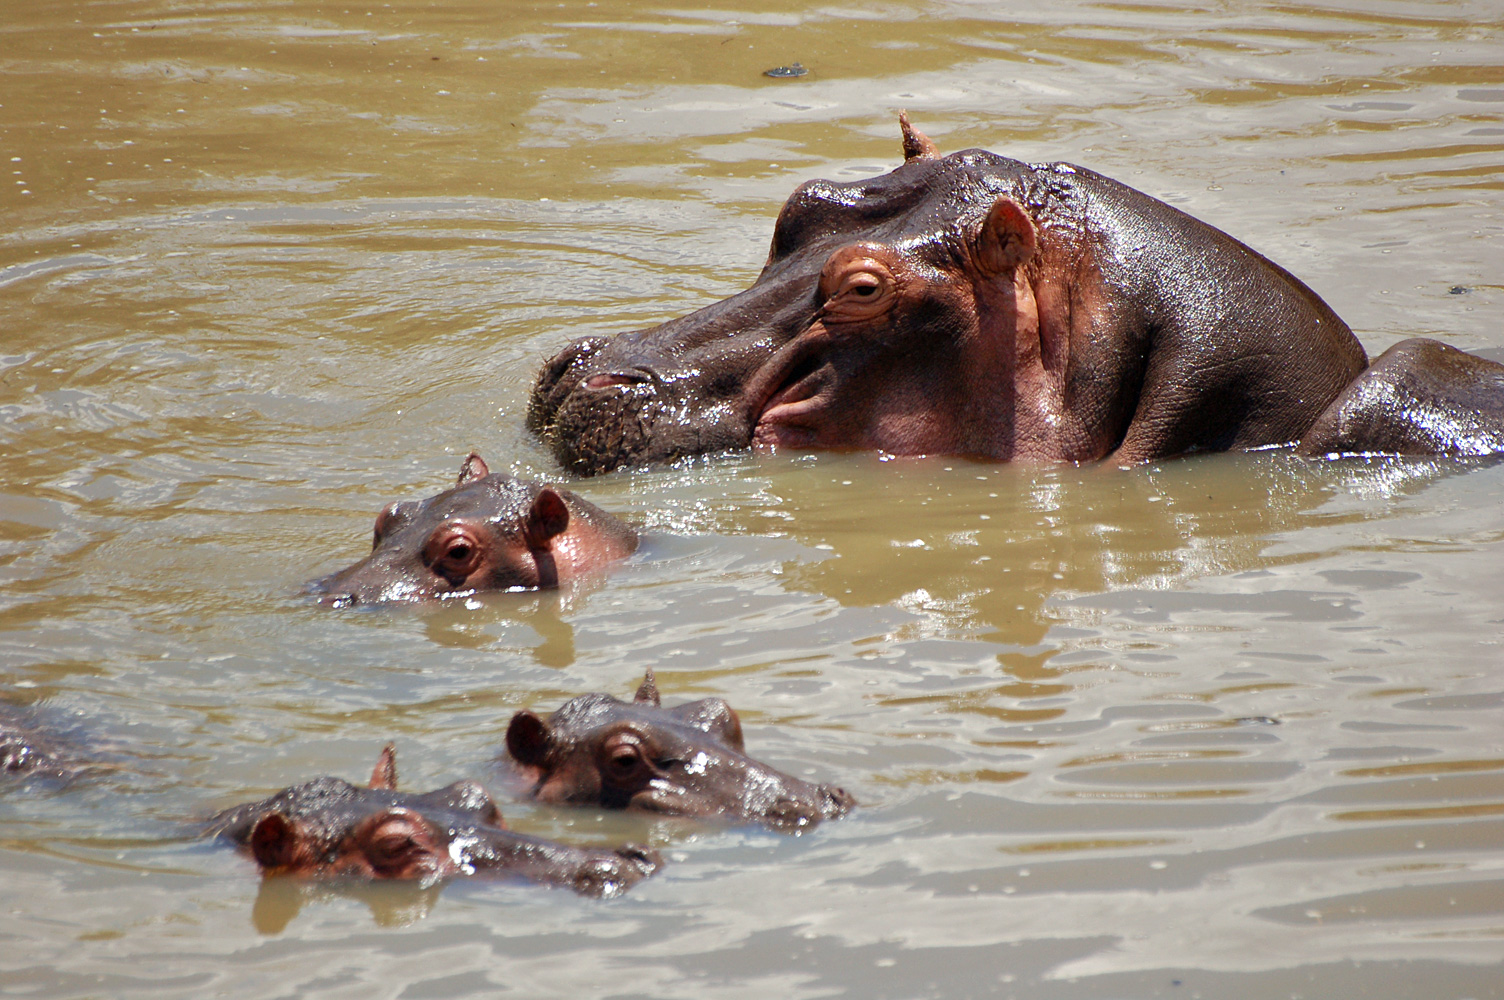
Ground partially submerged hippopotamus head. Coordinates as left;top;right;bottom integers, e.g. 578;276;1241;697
533;115;1504;472
305;453;637;606
208;744;660;896
505;670;854;833
1;701;96;785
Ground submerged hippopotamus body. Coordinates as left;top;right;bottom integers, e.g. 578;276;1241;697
529;115;1504;474
1;701;93;784
208;744;660;896
505;670;854;833
306;453;637;605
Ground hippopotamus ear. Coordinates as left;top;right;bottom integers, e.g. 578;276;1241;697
975;195;1038;274
633;668;661;707
456;452;490;486
524;489;570;548
249;812;301;871
506;710;555;767
369;742;398;791
898;110;939;162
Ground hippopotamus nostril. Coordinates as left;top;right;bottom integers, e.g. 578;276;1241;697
617;845;663;874
584;372;649;390
554;336;609;369
823;785;857;816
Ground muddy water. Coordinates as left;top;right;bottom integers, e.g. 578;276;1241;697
2;0;1502;996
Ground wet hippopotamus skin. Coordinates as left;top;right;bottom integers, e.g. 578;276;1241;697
505;670;854;833
529;115;1504;475
1;701;92;784
207;744;660;896
306;453;637;605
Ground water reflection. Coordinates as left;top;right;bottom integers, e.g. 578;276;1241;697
250;874;442;934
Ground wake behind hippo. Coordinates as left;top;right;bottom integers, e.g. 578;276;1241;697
529;115;1504;474
207;744;660;897
306;453;636;606
505;670;854;833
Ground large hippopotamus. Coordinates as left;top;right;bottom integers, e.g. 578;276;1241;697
505;670;854;833
529;115;1504;475
306;453;637;606
208;744;660;896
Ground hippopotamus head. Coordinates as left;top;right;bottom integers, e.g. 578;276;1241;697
305;453;637;606
527;114;1074;474
208;744;660;896
530;115;1372;473
505;670;855;833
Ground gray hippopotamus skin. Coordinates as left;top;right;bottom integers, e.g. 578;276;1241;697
1;701;93;784
505;670;854;833
207;744;660;897
305;453;637;606
528;115;1504;475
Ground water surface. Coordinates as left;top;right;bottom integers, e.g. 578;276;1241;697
2;1;1502;997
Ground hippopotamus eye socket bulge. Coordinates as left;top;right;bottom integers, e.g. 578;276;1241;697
372;501;415;548
421;522;485;587
818;247;899;323
599;728;655;786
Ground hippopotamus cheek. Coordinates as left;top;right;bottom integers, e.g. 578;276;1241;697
535;765;605;806
627;778;711;815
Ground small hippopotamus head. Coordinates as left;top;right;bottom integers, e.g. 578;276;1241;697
209;745;660;896
1;701;95;785
305;453;637;606
505;671;855;833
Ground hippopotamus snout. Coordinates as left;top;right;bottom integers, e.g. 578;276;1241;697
530;334;716;476
303;556;427;608
529;335;611;414
527;282;813;475
759;780;856;833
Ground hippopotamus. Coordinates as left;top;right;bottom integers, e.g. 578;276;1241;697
306;453;637;605
1;701;92;784
207;744;660;896
528;114;1504;475
505;670;854;833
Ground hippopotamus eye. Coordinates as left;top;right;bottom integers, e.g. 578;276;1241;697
368;833;418;868
818;249;897;323
362;813;433;876
422;523;485;587
598;731;653;785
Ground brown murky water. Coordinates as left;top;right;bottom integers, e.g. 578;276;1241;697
2;1;1502;996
